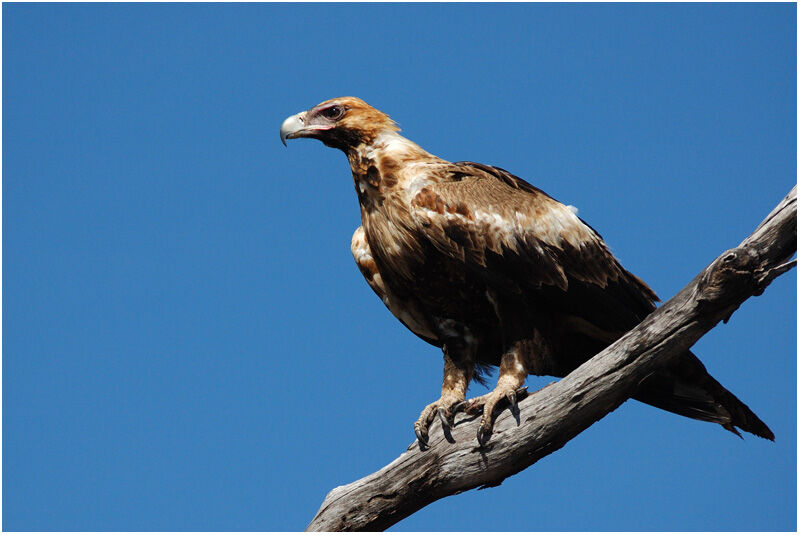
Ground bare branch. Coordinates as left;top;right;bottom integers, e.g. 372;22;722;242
307;186;797;532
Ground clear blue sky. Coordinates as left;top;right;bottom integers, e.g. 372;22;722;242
3;3;796;531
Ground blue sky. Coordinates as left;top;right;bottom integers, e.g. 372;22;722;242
3;3;795;531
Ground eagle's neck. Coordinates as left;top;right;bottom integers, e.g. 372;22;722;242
347;131;444;210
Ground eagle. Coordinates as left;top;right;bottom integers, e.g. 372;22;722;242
280;97;773;446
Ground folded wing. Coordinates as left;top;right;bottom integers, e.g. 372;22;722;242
409;161;658;337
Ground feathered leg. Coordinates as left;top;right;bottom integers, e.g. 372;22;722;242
414;348;473;447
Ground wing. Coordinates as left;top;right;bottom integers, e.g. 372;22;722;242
351;226;439;345
408;161;659;335
351;226;388;303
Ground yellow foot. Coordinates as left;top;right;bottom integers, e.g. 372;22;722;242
465;386;528;446
413;395;467;447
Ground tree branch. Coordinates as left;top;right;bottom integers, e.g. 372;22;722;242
307;186;797;532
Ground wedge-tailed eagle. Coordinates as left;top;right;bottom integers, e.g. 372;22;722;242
280;97;772;446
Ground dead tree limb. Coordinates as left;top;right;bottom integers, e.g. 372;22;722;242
307;186;797;532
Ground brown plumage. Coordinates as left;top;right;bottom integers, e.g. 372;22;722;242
281;97;773;445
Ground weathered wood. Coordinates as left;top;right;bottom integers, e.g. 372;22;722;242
307;186;796;532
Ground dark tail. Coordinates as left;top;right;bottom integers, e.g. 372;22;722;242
633;351;774;440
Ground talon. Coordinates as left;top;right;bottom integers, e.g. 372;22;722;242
447;408;460;428
437;408;450;428
414;423;428;446
506;390;517;409
477;421;491;446
415;395;468;445
443;401;467;428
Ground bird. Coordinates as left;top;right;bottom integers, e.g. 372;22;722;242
280;96;773;446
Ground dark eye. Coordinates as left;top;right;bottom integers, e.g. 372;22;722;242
321;105;343;120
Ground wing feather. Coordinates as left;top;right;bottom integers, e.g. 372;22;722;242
408;162;658;330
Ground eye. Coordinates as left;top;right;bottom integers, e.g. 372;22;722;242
320;105;343;120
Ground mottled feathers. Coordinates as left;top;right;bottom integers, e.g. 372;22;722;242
284;97;773;441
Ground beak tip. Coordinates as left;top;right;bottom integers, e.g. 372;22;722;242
280;112;305;147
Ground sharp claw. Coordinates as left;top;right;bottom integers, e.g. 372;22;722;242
437;408;450;429
414;423;428;447
446;405;461;428
506;390;517;409
425;408;437;425
452;400;466;414
477;422;491;446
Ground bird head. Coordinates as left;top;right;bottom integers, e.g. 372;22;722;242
280;97;399;152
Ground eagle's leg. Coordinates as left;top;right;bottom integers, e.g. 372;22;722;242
467;346;528;446
414;349;473;447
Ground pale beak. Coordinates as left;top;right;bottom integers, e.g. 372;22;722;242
280;112;305;146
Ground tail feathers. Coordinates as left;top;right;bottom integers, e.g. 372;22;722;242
633;352;774;441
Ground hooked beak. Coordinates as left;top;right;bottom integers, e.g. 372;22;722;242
280;111;333;146
280;112;304;146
